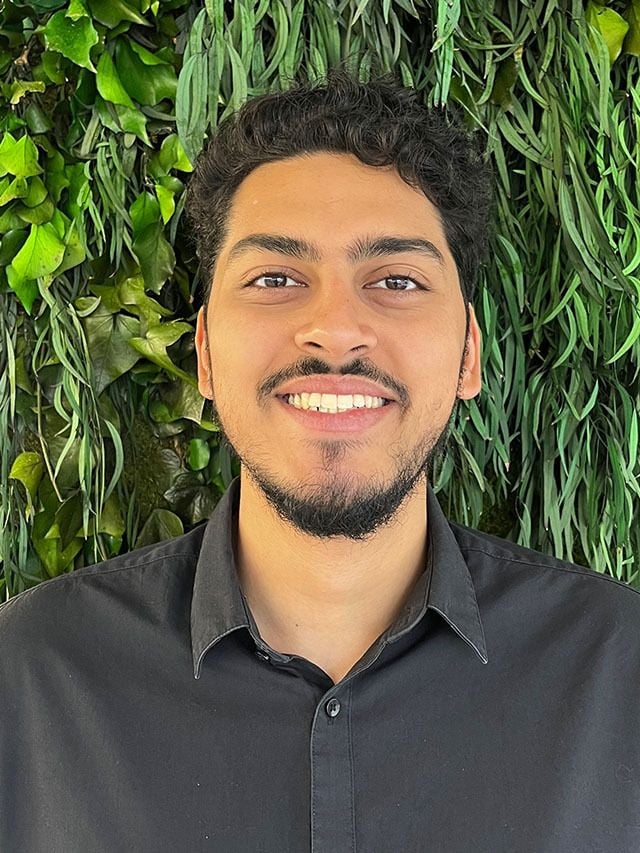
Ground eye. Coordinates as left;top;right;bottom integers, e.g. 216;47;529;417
366;276;425;292
244;271;305;288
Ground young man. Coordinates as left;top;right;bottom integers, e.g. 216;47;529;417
2;71;639;852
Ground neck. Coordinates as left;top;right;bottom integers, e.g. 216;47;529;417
234;468;429;683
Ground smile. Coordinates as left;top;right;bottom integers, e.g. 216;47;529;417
280;392;392;414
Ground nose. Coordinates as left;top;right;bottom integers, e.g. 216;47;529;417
293;288;378;360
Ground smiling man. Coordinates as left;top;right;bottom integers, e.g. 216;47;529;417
2;71;639;853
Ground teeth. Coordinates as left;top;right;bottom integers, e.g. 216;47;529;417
284;393;388;412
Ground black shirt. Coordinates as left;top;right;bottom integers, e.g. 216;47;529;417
1;477;639;852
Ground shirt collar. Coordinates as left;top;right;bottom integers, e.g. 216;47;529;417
190;477;488;678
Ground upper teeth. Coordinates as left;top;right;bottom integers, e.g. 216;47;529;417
284;393;388;413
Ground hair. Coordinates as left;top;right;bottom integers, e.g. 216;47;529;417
186;67;493;313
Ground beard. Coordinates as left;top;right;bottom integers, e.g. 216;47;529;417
208;391;460;542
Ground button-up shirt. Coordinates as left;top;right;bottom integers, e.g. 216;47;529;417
1;477;639;852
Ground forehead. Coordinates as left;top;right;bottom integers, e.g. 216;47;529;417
222;152;450;256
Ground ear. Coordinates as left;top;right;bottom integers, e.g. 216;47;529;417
457;304;482;400
195;308;213;399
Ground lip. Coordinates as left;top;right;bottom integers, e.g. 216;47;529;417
274;376;396;401
275;395;396;433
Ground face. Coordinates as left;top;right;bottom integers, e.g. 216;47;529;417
195;152;481;540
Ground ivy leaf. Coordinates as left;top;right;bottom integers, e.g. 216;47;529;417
114;39;177;106
86;0;150;28
96;51;135;108
130;191;160;234
0;176;29;206
9;451;44;502
134;508;184;549
624;0;640;55
187;438;210;471
132;221;176;292
81;302;141;395
8;80;46;105
129;321;197;385
42;9;99;71
155;182;175;223
586;1;629;64
0;133;42;178
10;221;65;280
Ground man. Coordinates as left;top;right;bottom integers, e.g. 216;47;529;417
1;70;638;852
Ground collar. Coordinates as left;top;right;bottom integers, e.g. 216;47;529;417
190;477;488;679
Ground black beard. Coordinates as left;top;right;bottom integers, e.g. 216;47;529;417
208;397;459;541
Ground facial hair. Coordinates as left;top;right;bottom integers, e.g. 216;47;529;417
206;373;463;543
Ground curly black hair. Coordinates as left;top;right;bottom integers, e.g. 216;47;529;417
186;68;493;312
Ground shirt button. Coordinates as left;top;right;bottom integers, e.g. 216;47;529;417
325;697;341;718
255;650;270;662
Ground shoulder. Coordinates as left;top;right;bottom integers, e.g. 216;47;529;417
0;520;208;633
451;521;640;613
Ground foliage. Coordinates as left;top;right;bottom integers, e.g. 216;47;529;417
0;0;639;598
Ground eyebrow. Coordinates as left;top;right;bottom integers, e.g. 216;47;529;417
226;233;446;267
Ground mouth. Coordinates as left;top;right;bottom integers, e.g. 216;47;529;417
275;393;396;434
276;393;394;413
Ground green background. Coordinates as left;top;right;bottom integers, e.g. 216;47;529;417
1;0;639;597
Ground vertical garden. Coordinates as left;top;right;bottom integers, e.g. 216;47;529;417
1;0;639;597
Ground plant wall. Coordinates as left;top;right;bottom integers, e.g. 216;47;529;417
1;0;639;598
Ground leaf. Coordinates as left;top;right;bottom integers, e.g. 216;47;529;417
81;303;141;395
130;191;160;234
129;321;197;385
10;221;65;280
586;1;629;64
131;221;176;292
187;438;210;471
0;176;28;206
42;9;99;70
0;133;42;178
96;51;135;108
176;52;208;164
134;508;184;549
155;182;175;223
114;39;177;106
9;451;44;501
624;0;640;55
86;0;150;27
157;134;193;173
9;80;46;105
163;471;218;524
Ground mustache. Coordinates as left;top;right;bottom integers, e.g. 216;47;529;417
259;357;409;407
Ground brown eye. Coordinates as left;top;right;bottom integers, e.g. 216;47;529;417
247;272;304;288
367;276;422;291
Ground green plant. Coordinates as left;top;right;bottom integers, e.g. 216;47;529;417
1;0;639;598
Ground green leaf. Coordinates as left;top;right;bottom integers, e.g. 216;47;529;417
134;508;184;549
157;133;193;174
0;176;28;206
113;104;149;145
10;221;65;280
86;0;150;27
97;491;126;537
114;39;177;106
0;133;42;178
9;451;44;501
42;9;99;71
155;182;175;223
130;191;160;234
187;438;210;470
132;221;176;292
624;0;640;55
586;1;629;64
8;80;46;105
16;197;55;225
129;320;196;385
81;302;141;395
96;51;135;108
